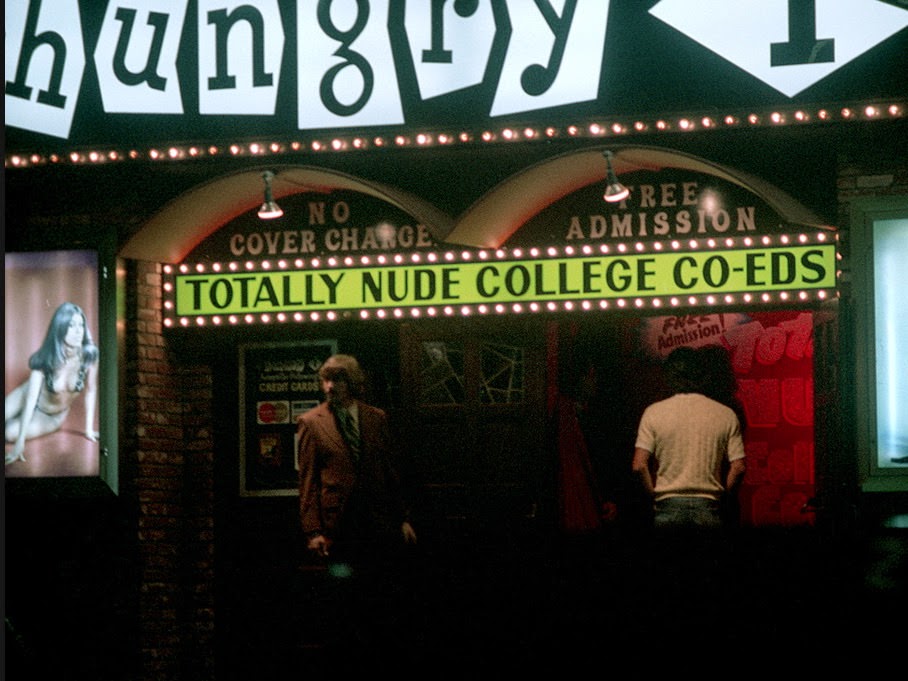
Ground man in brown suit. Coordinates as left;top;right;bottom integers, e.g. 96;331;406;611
298;353;417;564
297;354;419;660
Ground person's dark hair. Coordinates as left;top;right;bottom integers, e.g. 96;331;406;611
28;302;99;374
699;344;747;431
699;345;737;402
663;346;705;394
318;354;366;397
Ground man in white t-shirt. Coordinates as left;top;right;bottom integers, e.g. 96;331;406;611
632;346;746;529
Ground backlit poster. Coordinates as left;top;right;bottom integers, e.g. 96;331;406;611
4;251;100;478
873;218;908;469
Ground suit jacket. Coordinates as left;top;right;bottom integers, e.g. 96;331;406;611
297;399;407;546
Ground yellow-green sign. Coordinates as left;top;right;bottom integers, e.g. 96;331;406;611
171;244;836;317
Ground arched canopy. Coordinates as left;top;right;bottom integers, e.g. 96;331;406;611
121;147;833;261
119;165;455;263
444;145;832;248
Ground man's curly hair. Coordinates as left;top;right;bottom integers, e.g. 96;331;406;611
318;354;366;397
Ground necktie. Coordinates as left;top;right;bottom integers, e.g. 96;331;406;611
337;408;360;460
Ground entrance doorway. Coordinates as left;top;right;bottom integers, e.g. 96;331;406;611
397;318;548;537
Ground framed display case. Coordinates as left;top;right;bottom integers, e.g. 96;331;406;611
852;196;908;491
4;247;118;494
238;339;336;497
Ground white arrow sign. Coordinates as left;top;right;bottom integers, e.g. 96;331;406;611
649;0;908;97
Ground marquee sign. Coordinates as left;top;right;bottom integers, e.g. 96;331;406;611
163;235;836;327
6;0;908;150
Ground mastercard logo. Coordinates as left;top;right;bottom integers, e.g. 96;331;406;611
257;401;290;424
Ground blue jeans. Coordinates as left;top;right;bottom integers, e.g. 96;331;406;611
653;497;722;529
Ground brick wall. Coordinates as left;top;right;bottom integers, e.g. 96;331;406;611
836;143;908;229
125;260;217;680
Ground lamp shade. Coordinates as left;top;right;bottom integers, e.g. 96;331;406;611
257;201;283;219
603;181;630;203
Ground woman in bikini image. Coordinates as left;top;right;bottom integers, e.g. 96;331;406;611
5;302;99;465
